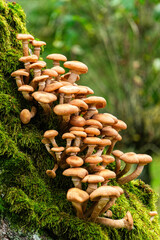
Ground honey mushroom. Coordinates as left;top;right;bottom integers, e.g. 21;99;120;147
32;75;49;91
20;106;37;124
63;168;88;189
75;86;94;100
17;33;34;56
19;55;38;73
112;150;124;175
52;66;65;81
85;155;103;173
18;85;34;101
62;133;75;148
11;70;29;87
42;69;58;85
82;174;105;194
58;85;80;103
31;40;46;58
46;53;67;67
54;104;79;123
44;81;63;96
43;130;58;147
51;147;64;163
83;137;102;158
70;99;88;115
29;60;46;80
95;139;111;157
96;169;116;186
70;130;87;147
46;164;58;179
101;155;115;169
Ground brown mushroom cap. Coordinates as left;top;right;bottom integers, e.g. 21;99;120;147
86;86;94;95
98;139;111;147
104;113;118;123
62;132;75;140
67;188;89;203
20;109;32;124
19;55;38;63
11;70;29;77
82;174;104;183
52;66;65;74
85;119;103;129
76;86;88;95
83;137;102;145
148;211;158;217
32;91;57;103
137;154;152;165
32;40;46;47
63;168;88;179
41;138;50;144
33;75;49;82
70;131;87;138
54;104;79;116
47;53;67;62
51;147;64;152
92;114;115;125
66;156;84;167
18;85;34;92
112;186;124;195
44;130;58;139
42;69;58;77
59;85;80;94
96;169;116;179
112;120;127;131
90;186;120;201
70;115;86;127
66;146;80;154
85;155;103;164
101;155;115;164
84;97;106;109
84;127;100;136
17;34;34;40
64;61;88;74
101;126;118;137
112;150;124;158
70;99;88;111
120;152;139;164
69;126;84;132
44;82;63;92
29;61;46;69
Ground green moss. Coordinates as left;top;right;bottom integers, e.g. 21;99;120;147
0;0;160;239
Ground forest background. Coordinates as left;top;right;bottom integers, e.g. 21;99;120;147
15;0;160;219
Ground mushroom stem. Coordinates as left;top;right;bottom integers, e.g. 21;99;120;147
39;102;51;114
50;138;58;148
86;145;96;158
90;197;109;222
107;139;117;155
100;197;117;215
22;92;33;101
59;93;64;104
67;72;79;84
86;183;98;194
83;106;97;120
30;106;37;118
72;176;82;189
116;163;132;179
74;137;81;147
34;47;41;58
22;40;29;56
38;82;46;91
15;76;23;88
72;202;84;219
115;157;121;175
117;164;144;185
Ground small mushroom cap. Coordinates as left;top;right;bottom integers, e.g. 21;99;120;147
69;126;84;132
120;152;139;164
19;55;38;63
85;119;103;129
29;61;46;69
84;96;106;109
46;169;56;178
70;131;87;138
90;186;120;201
64;61;88;74
92;114;115;125
66;156;84;167
82;174;104;183
66;147;80;154
20;109;31;124
84;127;100;136
70;99;88;111
44;130;58;139
83;137;102;145
18;85;34;92
52;66;65;74
63;168;88;179
11;70;29;77
59;85;80;94
41;138;50;144
98;139;111;147
85;155;103;164
101;155;115;164
113;119;127;131
62;132;75;140
51;147;64;152
32;91;57;103
42;69;58;77
148;211;158;217
32;75;49;82
101;126;118;137
44;82;63;92
32;40;46;47
96;169;116;179
70;115;86;127
54;104;79;116
17;33;34;40
137;154;152;165
46;53;67;62
112;150;124;158
67;188;89;203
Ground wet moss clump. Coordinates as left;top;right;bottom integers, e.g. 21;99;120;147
0;0;160;239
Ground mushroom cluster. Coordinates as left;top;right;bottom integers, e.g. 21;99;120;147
11;33;155;231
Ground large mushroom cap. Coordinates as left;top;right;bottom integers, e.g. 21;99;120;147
101;155;115;164
70;130;87;138
120;152;139;164
98;139;111;147
84;97;106;109
32;91;57;103
46;53;67;62
64;61;88;74
44;82;63;92
54;104;79;116
92;114;115;125
70;99;88;111
66;156;84;167
44;130;58;138
85;119;103;129
52;66;65;74
84;127;100;136
113;119;127;131
62;132;75;140
82;175;104;183
63;168;88;179
17;34;34;40
33;75;49;82
67;188;89;203
19;55;38;63
59;85;80;94
90;186;120;201
101;126;118;137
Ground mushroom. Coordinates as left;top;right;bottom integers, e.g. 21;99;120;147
42;69;58;85
63;61;88;85
41;138;55;158
19;55;38;73
85;155;103;173
92;113;115;127
44;81;63;96
67;188;89;218
62;132;75;148
32;75;49;91
85;119;103;130
84;127;100;137
101;155;115;168
11;70;29;87
149;211;158;221
46;164;58;179
58;85;80;103
43;130;58;147
46;53;67;66
95;139;111;157
89;186;120;222
53;104;79;123
107;133;122;155
63;168;88;189
83;137;102;157
18;85;34;101
32;91;57;114
66;156;84;168
20;106;37;124
70;130;87;147
96;169;116;186
117;154;152;185
70;115;86;127
29;61;46;79
52;66;65;81
51;146;64;163
32;40;46;58
65;146;80;156
83;97;107;120
82;174;105;194
16;34;34;56
96;211;133;231
70;99;88;115
112;150;124;175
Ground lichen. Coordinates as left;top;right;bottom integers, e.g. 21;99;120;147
0;0;160;239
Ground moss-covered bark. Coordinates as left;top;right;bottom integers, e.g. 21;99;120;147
0;0;160;239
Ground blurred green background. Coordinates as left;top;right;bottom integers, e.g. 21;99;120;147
15;0;160;217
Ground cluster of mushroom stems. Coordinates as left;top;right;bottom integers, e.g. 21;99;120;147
11;33;156;231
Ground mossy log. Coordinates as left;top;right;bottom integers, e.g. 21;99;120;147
0;0;160;239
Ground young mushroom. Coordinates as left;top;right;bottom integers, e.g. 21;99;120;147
51;147;64;163
62;132;76;148
63;168;88;189
46;164;58;179
32;75;49;91
53;104;79;123
20;106;37;124
32;40;46;58
18;85;34;101
42;69;58;85
43;130;58;147
83;137;102;157
17;34;34;56
82;174;105;194
11;70;29;87
46;53;67;67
